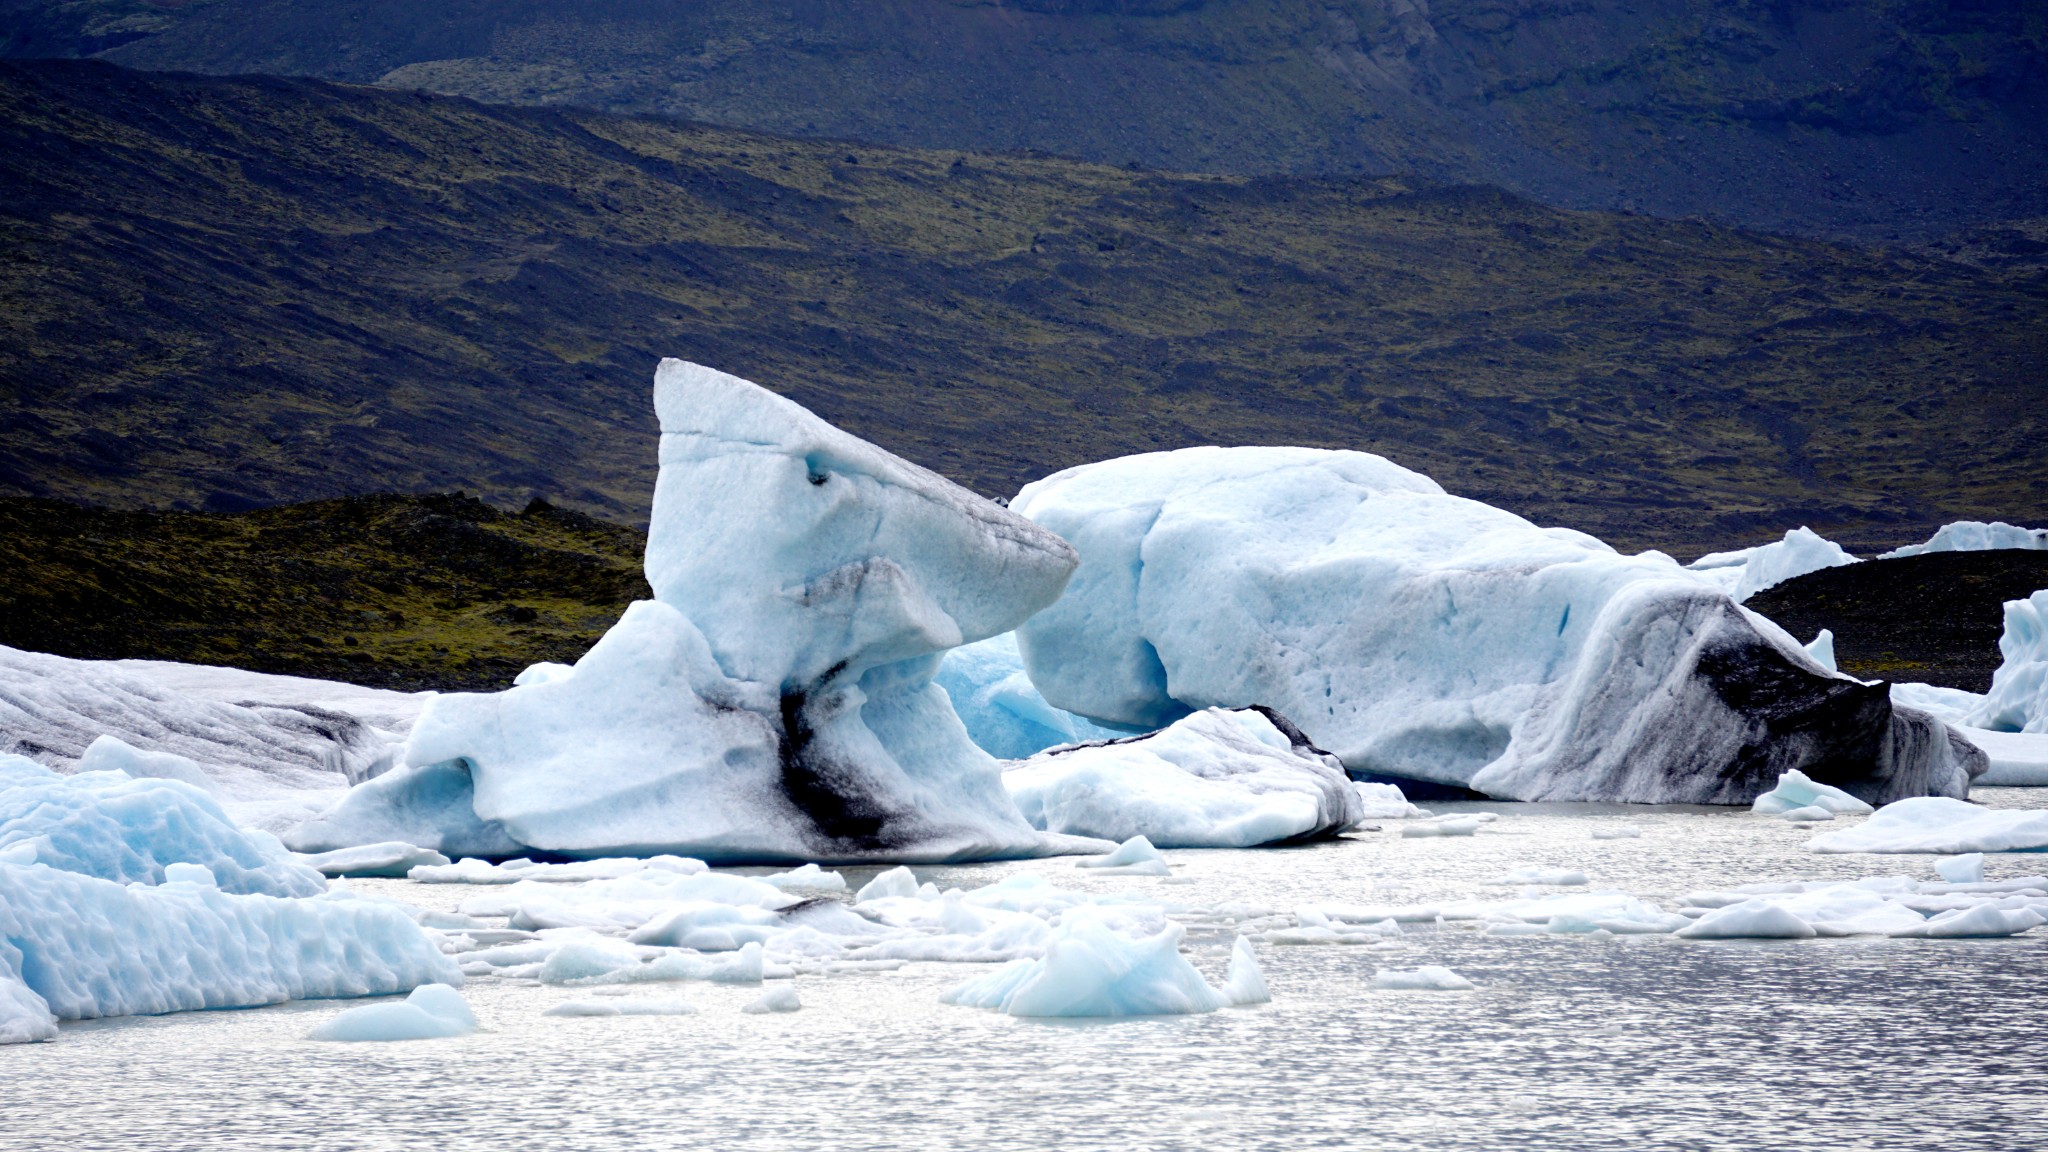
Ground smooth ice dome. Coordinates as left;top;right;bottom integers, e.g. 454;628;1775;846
0;756;324;896
1687;527;1859;602
1879;521;2048;559
1010;446;1978;806
1074;835;1171;876
1806;797;2048;854
308;983;477;1042
1;859;459;1042
310;361;1094;864
1752;769;1874;817
941;913;1267;1017
1675;900;1819;939
1003;708;1364;848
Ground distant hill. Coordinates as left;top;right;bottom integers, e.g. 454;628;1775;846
1;60;2043;557
2;0;2043;242
1746;550;2048;692
0;493;648;691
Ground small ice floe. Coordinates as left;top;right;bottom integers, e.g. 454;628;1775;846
1806;797;2048;854
1778;806;1836;823
941;914;1267;1017
1675;901;1818;940
308;984;476;1042
1371;966;1474;991
543;996;698;1017
855;866;939;904
1891;905;2047;938
741;985;803;1014
1937;854;1986;884
1752;769;1873;817
1400;814;1490;838
297;841;449;878
1075;836;1171;877
1352;782;1426;820
1491;867;1589;886
1591;825;1644;840
1257;908;1403;945
410;855;709;884
759;863;848;892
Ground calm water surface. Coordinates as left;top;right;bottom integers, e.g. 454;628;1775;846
6;792;2046;1151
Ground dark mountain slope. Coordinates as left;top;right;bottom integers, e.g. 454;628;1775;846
3;0;2044;241
2;60;2043;556
0;493;648;690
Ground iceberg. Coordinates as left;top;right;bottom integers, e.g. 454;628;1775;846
0;644;395;792
941;913;1266;1017
1806;797;2048;854
1751;769;1874;816
324;361;1089;864
307;983;476;1041
0;859;459;1042
1010;446;1979;806
1074;835;1172;876
0;755;324;896
935;632;1128;759
1687;527;1860;603
1879;521;2048;559
1003;708;1364;848
1968;591;2048;735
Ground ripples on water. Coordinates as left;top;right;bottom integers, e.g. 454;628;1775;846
7;793;2046;1151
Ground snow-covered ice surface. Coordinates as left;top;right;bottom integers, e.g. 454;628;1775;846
1010;447;1976;805
1878;520;2048;559
1686;526;1859;602
1003;708;1363;847
329;362;1096;863
12;791;2048;1150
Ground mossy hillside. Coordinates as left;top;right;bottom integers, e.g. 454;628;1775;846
1;61;2043;559
0;493;648;690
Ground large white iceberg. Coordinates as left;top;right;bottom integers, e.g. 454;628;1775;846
1010;446;1979;805
1003;707;1364;847
1970;590;2048;736
935;633;1125;759
0;858;459;1042
0;755;323;896
1879;521;2048;559
1687;527;1860;602
308;361;1095;864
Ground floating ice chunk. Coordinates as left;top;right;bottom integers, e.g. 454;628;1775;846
626;903;785;951
1807;797;2048;854
1688;527;1859;603
0;861;458;1042
1880;521;2048;559
1010;449;1966;805
1967;591;2048;735
1074;835;1170;876
538;941;646;984
544;996;697;1017
1591;825;1644;840
297;842;450;878
1260;912;1402;945
1779;806;1835;823
1372;966;1475;991
1400;816;1483;838
1675;900;1817;939
759;863;848;892
935;632;1127;759
1891;905;2046;938
1937;854;1987;884
1956;727;2048;786
1220;937;1270;1005
940;913;1254;1017
1004;707;1363;848
307;984;476;1042
709;941;767;984
410;855;709;885
0;759;324;896
1493;867;1589;886
1494;891;1689;934
1752;769;1874;816
742;985;803;1014
1351;781;1424;820
856;866;925;903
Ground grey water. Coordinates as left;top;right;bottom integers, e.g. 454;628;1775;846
7;793;2047;1151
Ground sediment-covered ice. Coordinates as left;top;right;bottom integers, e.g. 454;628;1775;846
307;983;476;1041
1003;708;1363;847
1879;521;2048;559
1805;797;2048;854
1010;447;1976;806
0;858;459;1042
327;361;1090;864
0;755;323;896
940;913;1265;1017
1687;527;1859;602
0;645;396;792
936;633;1126;759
